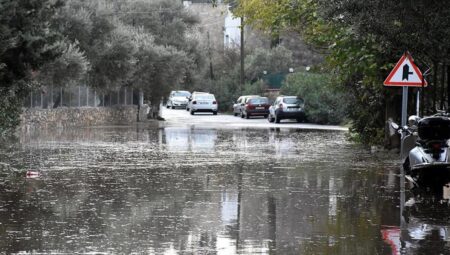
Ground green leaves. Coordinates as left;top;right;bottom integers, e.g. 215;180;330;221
0;0;63;133
281;72;348;125
244;46;294;82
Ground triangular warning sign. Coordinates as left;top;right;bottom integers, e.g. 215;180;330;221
384;52;427;87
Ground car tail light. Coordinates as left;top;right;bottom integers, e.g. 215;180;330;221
246;104;254;110
212;101;217;104
192;101;197;104
428;142;443;159
432;143;442;150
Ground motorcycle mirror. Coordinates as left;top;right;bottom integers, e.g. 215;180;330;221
390;122;399;130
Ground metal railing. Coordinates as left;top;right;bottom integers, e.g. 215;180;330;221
24;86;138;108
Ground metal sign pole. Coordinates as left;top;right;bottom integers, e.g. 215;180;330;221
401;86;408;127
416;90;420;117
400;85;408;253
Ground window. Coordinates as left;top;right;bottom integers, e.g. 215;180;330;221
283;97;303;105
196;94;215;100
248;97;268;104
173;91;191;97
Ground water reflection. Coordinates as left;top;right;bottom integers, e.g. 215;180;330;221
163;127;217;152
381;176;450;254
2;125;443;254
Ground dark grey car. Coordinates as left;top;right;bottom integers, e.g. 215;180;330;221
268;96;305;123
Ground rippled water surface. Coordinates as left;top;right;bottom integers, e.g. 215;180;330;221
0;124;449;254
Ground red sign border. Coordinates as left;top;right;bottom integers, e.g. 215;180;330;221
383;52;428;87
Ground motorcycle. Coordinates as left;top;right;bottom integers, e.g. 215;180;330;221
391;112;450;188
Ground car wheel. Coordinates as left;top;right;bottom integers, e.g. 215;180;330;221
245;113;250;119
296;118;303;123
190;110;195;115
234;112;238;117
166;105;170;109
240;112;245;118
171;106;175;109
213;111;217;115
275;114;281;123
186;107;189;111
268;115;274;122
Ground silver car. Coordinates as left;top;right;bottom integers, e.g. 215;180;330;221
167;90;191;109
189;93;218;115
268;96;305;123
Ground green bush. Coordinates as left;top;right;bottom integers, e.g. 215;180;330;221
281;72;348;125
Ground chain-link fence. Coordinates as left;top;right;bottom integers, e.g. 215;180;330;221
24;86;140;108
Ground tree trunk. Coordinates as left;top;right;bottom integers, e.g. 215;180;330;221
448;65;450;111
137;103;140;122
432;61;438;112
149;103;162;120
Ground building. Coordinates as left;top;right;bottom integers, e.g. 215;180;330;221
223;7;241;48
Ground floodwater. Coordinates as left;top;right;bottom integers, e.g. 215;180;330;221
0;124;449;254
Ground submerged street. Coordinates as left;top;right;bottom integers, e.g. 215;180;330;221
0;109;449;254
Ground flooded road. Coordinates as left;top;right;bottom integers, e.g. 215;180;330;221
0;111;449;254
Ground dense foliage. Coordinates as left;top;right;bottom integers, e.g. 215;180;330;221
282;72;348;125
236;0;450;144
0;0;63;134
0;0;206;129
52;0;201;112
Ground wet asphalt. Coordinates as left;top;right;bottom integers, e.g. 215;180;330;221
0;108;449;254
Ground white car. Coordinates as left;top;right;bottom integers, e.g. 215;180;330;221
189;93;218;115
186;91;208;111
167;90;191;109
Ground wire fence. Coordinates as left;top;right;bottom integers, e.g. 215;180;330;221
24;86;140;109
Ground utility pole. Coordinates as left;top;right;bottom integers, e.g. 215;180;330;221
240;16;244;93
206;31;214;80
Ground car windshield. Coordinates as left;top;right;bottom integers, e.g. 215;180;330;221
173;91;190;97
248;97;268;104
283;97;303;105
196;95;215;100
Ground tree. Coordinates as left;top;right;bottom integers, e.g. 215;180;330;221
36;41;90;93
235;0;450;145
0;0;63;133
244;46;293;82
131;29;192;117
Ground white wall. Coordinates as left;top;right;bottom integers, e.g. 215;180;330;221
224;8;241;48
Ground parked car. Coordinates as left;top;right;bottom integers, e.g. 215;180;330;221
268;96;305;123
167;90;191;109
232;95;260;117
189;93;218;115
241;97;270;119
186;91;208;111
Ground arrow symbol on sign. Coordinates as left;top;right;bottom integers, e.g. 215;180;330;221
402;64;413;81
